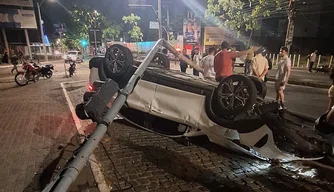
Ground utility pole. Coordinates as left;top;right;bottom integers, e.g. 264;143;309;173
165;6;170;41
37;2;48;61
158;0;162;39
285;0;296;52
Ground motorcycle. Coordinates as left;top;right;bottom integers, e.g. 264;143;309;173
15;62;40;86
33;63;54;79
68;60;76;77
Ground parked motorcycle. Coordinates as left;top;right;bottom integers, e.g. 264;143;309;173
15;62;40;86
68;60;76;77
33;63;54;78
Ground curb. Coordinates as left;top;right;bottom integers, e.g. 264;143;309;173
267;77;330;89
285;110;317;122
61;82;110;192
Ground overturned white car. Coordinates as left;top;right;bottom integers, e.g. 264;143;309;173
79;43;333;162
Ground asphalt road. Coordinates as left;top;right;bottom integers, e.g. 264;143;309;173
265;81;328;118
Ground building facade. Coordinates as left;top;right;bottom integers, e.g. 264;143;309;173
0;0;49;58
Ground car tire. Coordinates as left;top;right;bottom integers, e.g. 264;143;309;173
103;44;133;82
248;76;267;98
151;52;170;69
215;75;257;116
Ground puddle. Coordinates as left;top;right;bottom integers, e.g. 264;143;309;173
279;160;334;185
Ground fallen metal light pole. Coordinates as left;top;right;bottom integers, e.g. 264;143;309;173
42;39;201;191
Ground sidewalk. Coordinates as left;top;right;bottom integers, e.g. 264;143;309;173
170;61;331;88
0;64;100;191
266;67;331;89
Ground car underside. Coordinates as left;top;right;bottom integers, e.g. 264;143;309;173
79;43;334;162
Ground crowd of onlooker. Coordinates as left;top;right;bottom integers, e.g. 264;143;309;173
179;41;292;109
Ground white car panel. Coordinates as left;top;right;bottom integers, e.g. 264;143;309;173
127;80;157;113
89;68;99;85
150;82;214;129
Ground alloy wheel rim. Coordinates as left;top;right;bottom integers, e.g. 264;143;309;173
106;47;125;73
218;79;250;110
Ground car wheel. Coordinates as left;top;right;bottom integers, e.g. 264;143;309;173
103;44;133;82
248;76;267;98
215;75;257;116
151;52;170;69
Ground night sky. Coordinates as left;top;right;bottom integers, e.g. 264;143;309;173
39;0;207;41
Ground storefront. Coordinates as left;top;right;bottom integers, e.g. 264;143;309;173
203;26;225;52
0;0;46;59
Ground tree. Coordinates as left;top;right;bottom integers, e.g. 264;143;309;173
102;23;123;41
122;13;143;42
206;0;281;38
63;5;123;50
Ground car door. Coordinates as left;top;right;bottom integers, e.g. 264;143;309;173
126;80;157;113
150;83;206;128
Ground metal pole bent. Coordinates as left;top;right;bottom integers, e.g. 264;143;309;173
43;39;164;192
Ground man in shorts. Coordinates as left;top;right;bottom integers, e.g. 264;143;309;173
275;47;291;107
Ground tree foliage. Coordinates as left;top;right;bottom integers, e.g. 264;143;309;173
122;13;143;42
102;23;123;40
206;0;281;36
64;5;122;49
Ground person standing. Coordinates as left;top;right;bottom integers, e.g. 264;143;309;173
18;50;24;64
192;48;201;76
327;68;334;112
200;47;216;81
10;50;19;73
214;41;256;82
180;49;189;73
251;47;269;81
1;51;8;64
275;47;291;107
231;47;236;72
244;48;254;75
308;50;318;73
263;52;273;82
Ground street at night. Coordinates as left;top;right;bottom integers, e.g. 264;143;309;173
0;60;334;191
1;0;334;192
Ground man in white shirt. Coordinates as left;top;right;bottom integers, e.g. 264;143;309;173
200;47;216;81
308;49;318;73
251;47;269;81
192;48;202;76
275;46;291;107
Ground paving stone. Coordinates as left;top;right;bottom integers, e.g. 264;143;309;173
0;62;99;192
56;64;334;192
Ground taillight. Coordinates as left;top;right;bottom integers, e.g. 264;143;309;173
88;84;93;91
